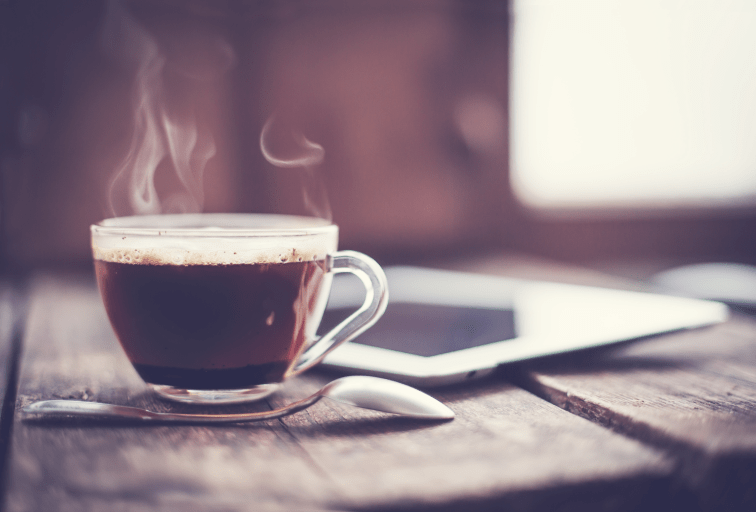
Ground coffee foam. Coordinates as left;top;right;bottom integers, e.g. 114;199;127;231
92;214;338;266
93;231;337;266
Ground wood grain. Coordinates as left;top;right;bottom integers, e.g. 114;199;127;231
273;372;679;511
511;317;756;511
0;281;24;505
444;252;756;510
5;275;340;512
5;274;678;511
0;284;17;430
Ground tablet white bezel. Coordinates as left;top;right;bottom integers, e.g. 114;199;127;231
321;266;729;386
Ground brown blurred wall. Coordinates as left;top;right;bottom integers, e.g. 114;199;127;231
0;0;511;269
2;0;755;272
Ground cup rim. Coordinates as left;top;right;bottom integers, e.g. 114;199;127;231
91;213;336;238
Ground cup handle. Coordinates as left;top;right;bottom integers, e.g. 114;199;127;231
290;250;389;377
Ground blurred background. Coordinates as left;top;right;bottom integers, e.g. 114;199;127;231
1;0;755;273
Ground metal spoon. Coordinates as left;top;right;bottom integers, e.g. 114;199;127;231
21;375;454;423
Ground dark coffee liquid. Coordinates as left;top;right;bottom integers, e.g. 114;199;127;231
95;259;328;389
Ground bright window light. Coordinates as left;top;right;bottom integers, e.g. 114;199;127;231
510;0;756;210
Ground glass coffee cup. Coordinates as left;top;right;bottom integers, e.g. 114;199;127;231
91;213;388;404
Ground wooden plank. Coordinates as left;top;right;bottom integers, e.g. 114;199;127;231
5;275;341;512
0;284;16;431
273;372;681;511
511;317;756;511
0;281;24;504
444;253;756;510
6;273;679;511
0;282;22;413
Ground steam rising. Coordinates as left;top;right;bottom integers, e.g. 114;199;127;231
260;116;332;220
101;0;328;220
102;0;217;217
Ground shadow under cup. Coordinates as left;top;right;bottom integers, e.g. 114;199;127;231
91;214;388;404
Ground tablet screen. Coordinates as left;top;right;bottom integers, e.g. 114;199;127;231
319;303;517;357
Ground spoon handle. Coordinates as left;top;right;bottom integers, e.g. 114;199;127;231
22;394;324;424
22;376;454;423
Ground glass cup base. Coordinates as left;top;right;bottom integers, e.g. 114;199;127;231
148;382;281;404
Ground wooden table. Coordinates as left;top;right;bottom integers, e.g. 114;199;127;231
1;255;755;511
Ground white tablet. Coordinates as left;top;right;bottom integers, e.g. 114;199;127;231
320;266;729;386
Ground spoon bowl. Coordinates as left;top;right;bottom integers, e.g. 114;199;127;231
21;376;454;424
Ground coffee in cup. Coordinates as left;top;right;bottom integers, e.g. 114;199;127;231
91;213;388;404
